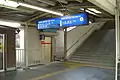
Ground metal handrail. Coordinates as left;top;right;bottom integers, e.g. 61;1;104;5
66;25;96;52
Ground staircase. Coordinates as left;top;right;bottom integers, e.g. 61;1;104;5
69;21;115;67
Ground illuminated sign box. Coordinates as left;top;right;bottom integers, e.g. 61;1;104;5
37;18;60;29
37;12;88;30
60;13;88;27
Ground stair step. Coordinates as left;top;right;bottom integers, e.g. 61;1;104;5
69;60;115;67
73;54;115;56
73;55;115;58
70;57;115;63
73;54;115;57
71;57;115;61
71;56;115;60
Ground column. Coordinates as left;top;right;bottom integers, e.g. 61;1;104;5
115;0;120;79
24;23;29;68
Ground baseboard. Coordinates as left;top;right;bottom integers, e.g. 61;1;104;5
7;67;16;71
28;63;44;67
28;61;58;69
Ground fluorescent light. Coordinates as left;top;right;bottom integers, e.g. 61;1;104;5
80;8;99;15
64;26;76;32
56;0;68;4
19;3;64;16
80;8;96;15
80;8;84;11
0;0;6;4
0;0;19;8
0;20;21;28
0;0;64;16
86;10;97;15
89;21;92;24
88;8;102;13
6;0;19;7
67;26;76;31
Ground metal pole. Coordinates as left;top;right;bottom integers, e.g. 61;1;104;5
24;23;29;69
115;0;120;79
64;27;67;61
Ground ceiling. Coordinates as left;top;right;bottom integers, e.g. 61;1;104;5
0;0;114;24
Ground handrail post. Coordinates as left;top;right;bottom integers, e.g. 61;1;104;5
64;27;67;61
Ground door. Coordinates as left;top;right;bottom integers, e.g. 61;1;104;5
0;34;4;72
41;36;52;63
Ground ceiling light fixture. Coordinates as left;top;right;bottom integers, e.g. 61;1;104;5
89;21;92;24
0;0;19;8
56;0;68;4
80;8;97;15
88;8;102;13
86;10;97;15
64;26;76;32
0;0;64;16
19;3;64;16
0;20;21;28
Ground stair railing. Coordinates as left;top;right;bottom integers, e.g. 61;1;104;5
66;25;96;53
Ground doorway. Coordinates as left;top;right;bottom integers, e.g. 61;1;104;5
0;34;4;72
41;36;52;63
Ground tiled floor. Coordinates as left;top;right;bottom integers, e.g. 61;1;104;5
42;67;114;80
0;62;115;80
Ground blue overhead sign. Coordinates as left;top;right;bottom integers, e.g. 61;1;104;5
60;13;88;27
37;12;88;30
37;18;60;29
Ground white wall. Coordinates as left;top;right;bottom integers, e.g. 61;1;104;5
88;0;115;15
27;27;42;65
27;27;53;65
66;22;106;59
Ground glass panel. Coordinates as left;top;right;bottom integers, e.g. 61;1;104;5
16;34;20;48
0;34;4;70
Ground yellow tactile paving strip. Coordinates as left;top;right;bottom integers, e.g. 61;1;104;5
63;61;86;68
30;62;85;80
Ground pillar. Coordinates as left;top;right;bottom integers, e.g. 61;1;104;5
115;0;120;79
24;23;29;68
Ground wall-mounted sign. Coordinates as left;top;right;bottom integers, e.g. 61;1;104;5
37;12;88;30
